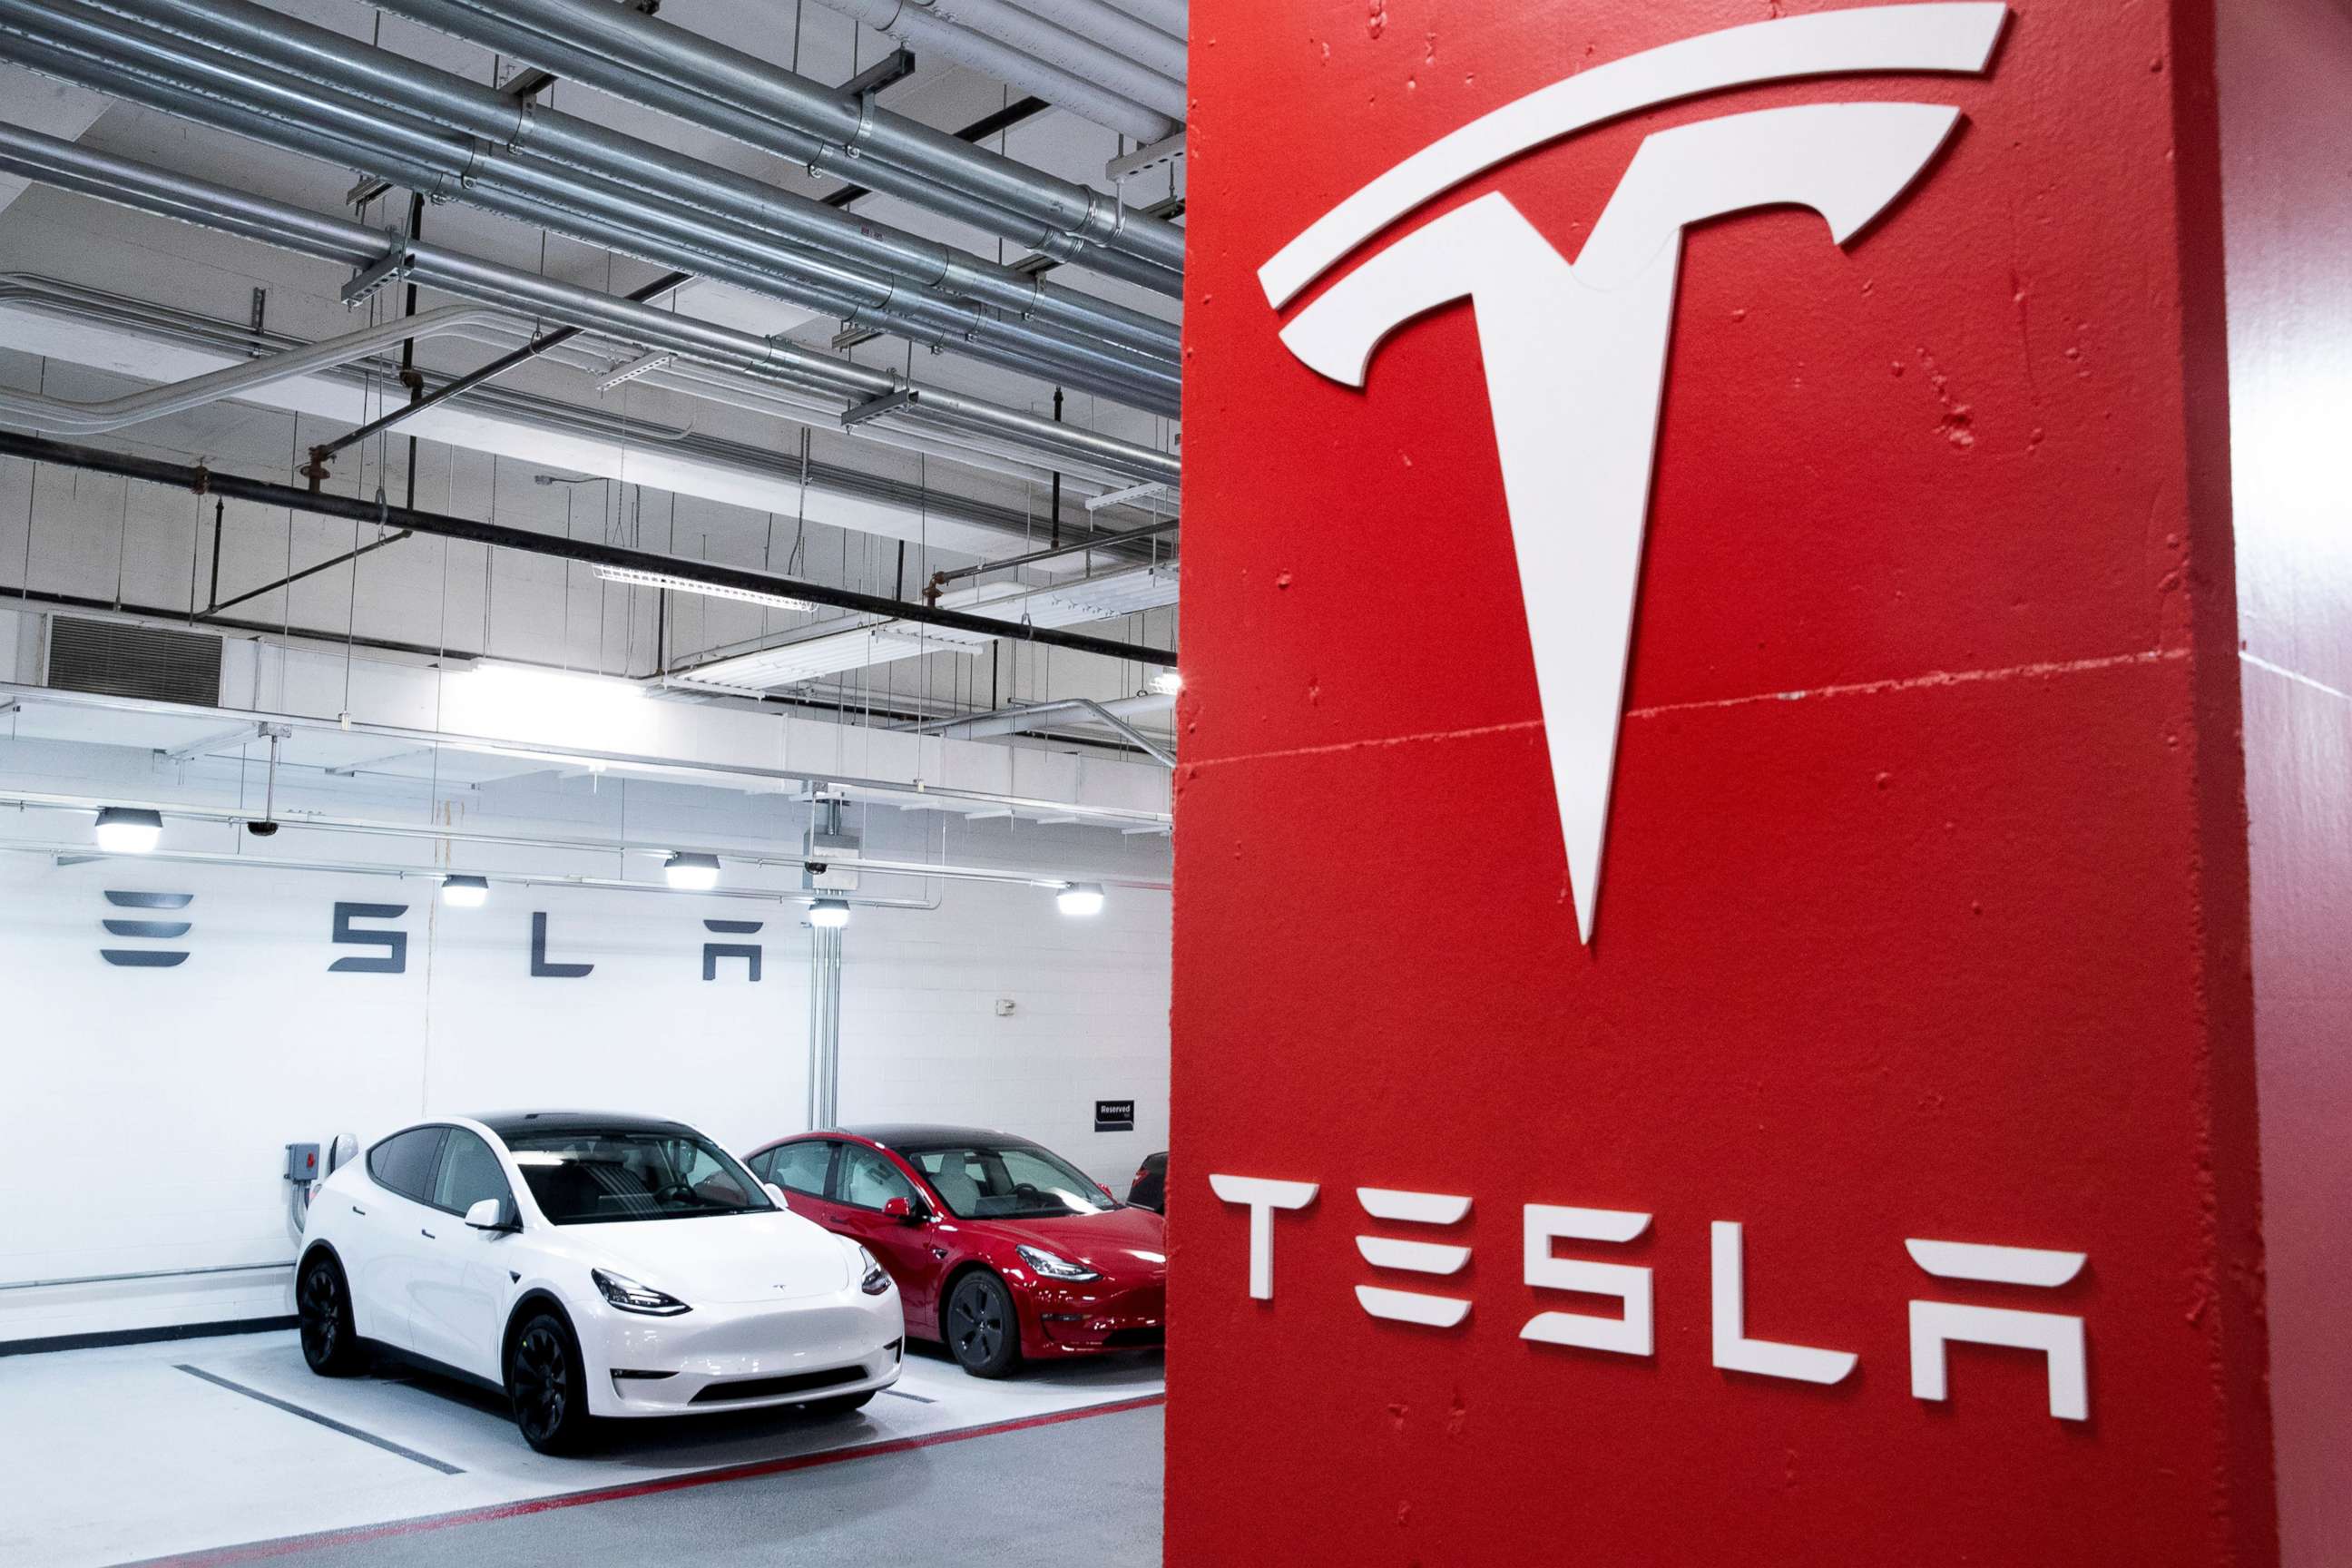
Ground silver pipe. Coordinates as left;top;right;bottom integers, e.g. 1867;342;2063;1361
0;8;1178;410
0;304;512;433
0;684;1178;833
814;0;1180;141
0;124;1180;485
807;923;844;1130
81;0;1178;362
1097;0;1187;38
1004;0;1187;83
0;1260;292;1292
373;0;1186;288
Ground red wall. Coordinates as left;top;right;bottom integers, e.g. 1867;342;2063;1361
2219;2;2352;1563
1171;2;2282;1563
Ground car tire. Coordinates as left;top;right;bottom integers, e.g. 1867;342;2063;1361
507;1309;596;1455
946;1271;1022;1378
296;1251;366;1377
803;1389;877;1416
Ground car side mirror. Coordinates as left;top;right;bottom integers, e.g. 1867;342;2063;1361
885;1196;928;1224
465;1198;514;1232
763;1182;791;1210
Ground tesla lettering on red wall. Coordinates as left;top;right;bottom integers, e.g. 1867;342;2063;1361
1261;3;2011;943
1209;1175;2090;1423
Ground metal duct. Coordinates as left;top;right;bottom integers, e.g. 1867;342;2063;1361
0;304;512;432
812;0;1181;142
0;5;1178;411
1004;0;1187;83
76;0;1178;366
0;123;1181;489
370;0;1185;290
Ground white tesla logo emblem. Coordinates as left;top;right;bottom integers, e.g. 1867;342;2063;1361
1264;4;2010;944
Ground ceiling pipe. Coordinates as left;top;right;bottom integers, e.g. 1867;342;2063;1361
0;9;1179;412
1004;0;1187;83
0;303;513;433
1095;0;1187;37
811;0;1181;141
0;429;1182;669
73;0;1177;367
0;682;1177;831
0;275;1175;528
0;123;1181;488
369;0;1185;292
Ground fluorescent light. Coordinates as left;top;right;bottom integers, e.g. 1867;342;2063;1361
808;897;851;928
458;661;644;732
93;807;163;854
664;852;721;891
440;875;490;908
1149;671;1182;695
1057;882;1106;917
593;566;814;614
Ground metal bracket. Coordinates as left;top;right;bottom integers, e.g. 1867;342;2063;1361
1107;131;1185;183
840;387;921;428
836;48;916;103
595;349;678;392
341;241;416;309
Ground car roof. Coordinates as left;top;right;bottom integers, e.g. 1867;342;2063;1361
835;1122;1027;1150
475;1111;702;1142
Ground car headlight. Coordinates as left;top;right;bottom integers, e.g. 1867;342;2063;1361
1016;1244;1101;1282
857;1246;893;1296
593;1267;691;1316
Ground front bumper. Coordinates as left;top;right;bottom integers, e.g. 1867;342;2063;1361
1024;1277;1166;1356
580;1284;905;1417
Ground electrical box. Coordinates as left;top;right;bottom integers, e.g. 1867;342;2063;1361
803;796;862;893
284;1142;320;1183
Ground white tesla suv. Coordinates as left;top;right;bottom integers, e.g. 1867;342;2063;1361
296;1112;904;1453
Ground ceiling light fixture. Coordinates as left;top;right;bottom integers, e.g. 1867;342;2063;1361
1057;882;1107;917
808;897;851;929
664;851;721;891
93;806;163;854
592;566;815;614
1149;671;1183;695
440;874;490;908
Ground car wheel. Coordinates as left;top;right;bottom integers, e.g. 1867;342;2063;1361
802;1389;877;1416
508;1311;595;1455
297;1252;365;1377
946;1272;1021;1378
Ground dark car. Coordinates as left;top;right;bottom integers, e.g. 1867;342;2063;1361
744;1124;1167;1377
1127;1152;1168;1212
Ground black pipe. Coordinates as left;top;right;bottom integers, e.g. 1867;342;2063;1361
0;430;1180;669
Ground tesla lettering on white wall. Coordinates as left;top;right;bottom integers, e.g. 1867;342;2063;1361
1208;1174;2090;1423
1261;4;2011;943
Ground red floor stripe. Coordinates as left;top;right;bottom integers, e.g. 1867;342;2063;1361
132;1394;1167;1567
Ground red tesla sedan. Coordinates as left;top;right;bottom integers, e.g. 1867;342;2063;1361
742;1124;1166;1377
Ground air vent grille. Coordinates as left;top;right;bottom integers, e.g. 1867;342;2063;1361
46;617;222;706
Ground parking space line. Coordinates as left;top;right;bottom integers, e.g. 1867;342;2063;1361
173;1365;466;1476
122;1393;1165;1567
879;1387;936;1403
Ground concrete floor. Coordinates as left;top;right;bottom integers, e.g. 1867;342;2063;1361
0;1329;1163;1567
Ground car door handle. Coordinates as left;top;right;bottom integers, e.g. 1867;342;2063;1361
350;1204;367;1217
420;1228;436;1240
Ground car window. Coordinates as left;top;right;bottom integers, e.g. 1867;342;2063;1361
901;1141;1116;1220
367;1127;446;1202
837;1144;918;1211
431;1129;513;1216
505;1127;772;1225
765;1141;834;1198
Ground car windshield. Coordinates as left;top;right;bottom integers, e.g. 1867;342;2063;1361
899;1141;1117;1220
505;1129;773;1225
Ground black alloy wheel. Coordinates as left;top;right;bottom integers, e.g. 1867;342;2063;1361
297;1253;364;1376
946;1272;1021;1378
509;1312;593;1454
